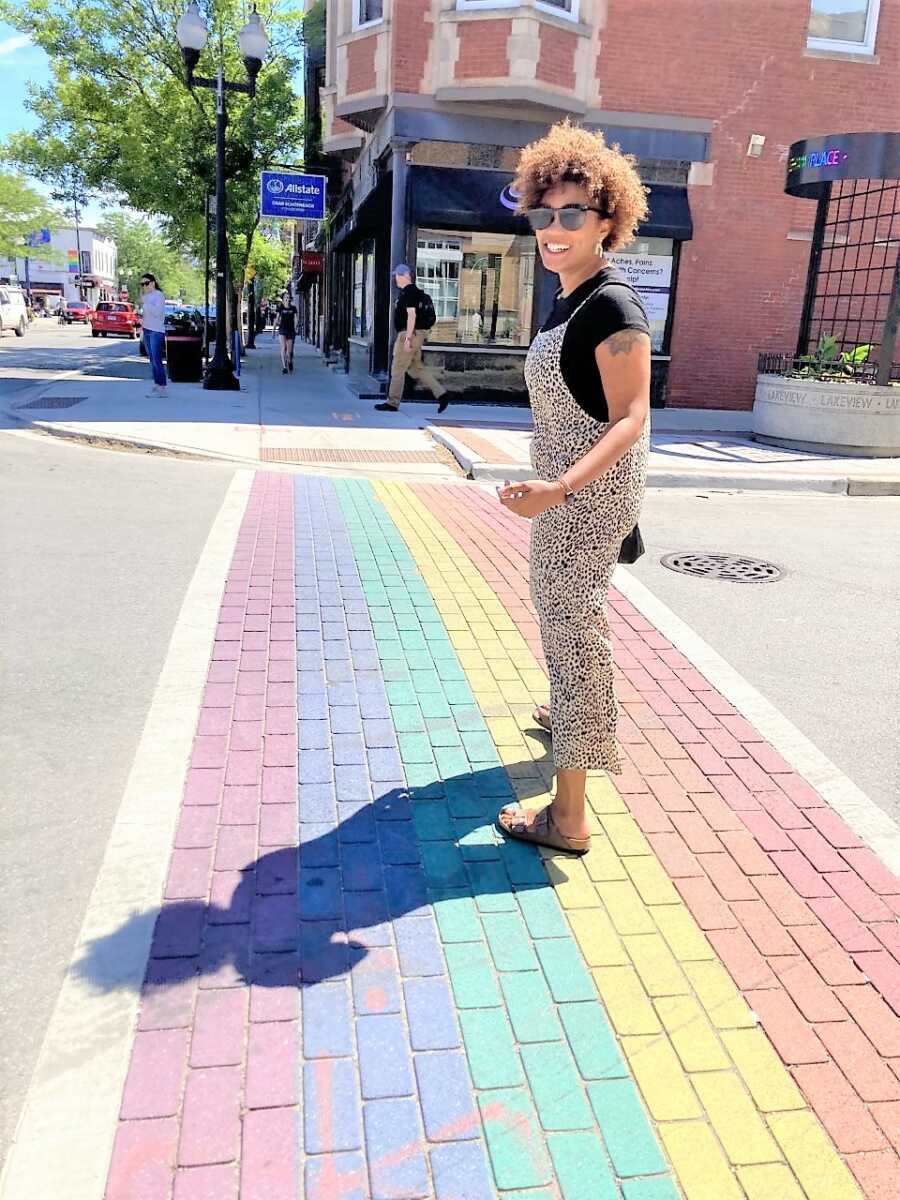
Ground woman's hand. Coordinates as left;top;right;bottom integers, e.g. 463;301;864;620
497;479;563;519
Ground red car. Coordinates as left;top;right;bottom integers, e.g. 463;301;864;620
59;300;92;324
91;301;141;339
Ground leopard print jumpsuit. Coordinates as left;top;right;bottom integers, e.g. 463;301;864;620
526;282;650;774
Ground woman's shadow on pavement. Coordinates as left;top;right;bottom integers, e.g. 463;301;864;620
74;746;560;999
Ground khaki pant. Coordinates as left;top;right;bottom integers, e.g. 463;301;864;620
388;330;446;405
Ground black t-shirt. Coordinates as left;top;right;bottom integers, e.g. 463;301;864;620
276;303;297;337
394;284;423;333
540;266;650;422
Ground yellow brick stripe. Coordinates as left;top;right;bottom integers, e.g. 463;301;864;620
374;480;862;1200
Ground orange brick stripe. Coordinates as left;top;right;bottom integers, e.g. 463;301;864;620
260;448;442;465
436;425;520;466
414;481;900;1197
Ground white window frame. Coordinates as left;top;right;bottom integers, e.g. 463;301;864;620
352;0;384;32
535;0;579;22
456;0;522;11
807;0;880;55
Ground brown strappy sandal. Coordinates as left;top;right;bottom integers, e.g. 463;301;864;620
496;804;589;856
532;704;552;734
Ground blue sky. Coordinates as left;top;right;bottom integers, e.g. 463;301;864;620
1;23;106;223
0;24;48;141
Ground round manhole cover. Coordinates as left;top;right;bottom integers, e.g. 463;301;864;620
661;552;783;583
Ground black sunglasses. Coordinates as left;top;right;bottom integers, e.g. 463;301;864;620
525;204;606;232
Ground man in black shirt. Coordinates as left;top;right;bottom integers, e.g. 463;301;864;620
375;265;448;413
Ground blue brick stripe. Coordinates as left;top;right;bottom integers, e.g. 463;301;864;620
330;478;680;1200
295;477;491;1200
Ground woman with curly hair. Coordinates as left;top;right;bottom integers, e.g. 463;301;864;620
496;120;651;856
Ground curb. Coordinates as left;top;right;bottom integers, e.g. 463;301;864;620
428;425;900;495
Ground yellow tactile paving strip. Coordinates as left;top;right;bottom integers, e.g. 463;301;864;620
374;480;863;1200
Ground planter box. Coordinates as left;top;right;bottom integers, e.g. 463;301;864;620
754;374;900;457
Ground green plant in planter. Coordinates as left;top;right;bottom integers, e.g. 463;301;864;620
792;335;872;380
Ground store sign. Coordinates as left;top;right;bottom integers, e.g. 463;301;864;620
260;171;327;220
27;228;51;248
607;253;673;290
788;147;849;174
300;251;324;274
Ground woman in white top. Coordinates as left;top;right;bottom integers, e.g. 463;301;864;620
140;274;168;396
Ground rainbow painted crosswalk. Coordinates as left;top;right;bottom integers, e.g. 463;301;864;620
98;473;899;1200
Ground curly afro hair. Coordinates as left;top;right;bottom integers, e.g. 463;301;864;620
513;120;649;251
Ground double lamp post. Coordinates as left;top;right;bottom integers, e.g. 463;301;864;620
175;3;269;391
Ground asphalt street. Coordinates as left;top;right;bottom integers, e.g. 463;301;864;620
1;330;898;1171
632;488;900;822
0;429;236;1159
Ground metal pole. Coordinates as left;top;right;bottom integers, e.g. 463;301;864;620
247;275;256;348
796;184;830;358
24;255;31;308
73;192;84;302
204;191;211;370
205;67;240;390
876;250;899;387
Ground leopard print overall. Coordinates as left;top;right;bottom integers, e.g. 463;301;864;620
526;283;650;773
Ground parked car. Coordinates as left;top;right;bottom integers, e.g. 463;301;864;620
91;301;141;339
0;286;29;337
59;300;92;324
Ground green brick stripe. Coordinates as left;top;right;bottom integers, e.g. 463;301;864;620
334;479;680;1200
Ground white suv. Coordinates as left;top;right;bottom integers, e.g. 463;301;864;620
0;286;28;338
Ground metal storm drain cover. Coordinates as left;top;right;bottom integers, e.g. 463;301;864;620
19;396;87;409
661;551;783;583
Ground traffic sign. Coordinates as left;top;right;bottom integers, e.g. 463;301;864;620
260;171;326;220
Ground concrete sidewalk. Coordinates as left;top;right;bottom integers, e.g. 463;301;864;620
4;337;899;493
430;421;900;497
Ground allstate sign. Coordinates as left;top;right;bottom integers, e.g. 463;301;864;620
260;171;327;220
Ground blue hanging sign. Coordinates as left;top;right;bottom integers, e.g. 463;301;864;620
27;228;52;247
260;171;327;220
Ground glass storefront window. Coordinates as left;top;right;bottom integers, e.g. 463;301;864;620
351;243;375;339
416;230;535;347
607;236;674;354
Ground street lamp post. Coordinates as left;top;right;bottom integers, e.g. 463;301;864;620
176;3;269;391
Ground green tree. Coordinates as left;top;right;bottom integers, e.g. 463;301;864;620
1;0;304;304
246;226;291;306
97;209;204;303
0;170;61;261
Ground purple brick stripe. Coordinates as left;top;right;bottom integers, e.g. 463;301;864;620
106;474;300;1199
294;477;492;1200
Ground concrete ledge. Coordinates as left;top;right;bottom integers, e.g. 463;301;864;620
754;374;900;456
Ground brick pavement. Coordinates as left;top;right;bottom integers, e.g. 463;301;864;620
99;472;900;1199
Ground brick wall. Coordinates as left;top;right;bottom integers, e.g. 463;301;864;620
598;0;900;409
393;0;432;91
455;19;512;80
346;36;378;95
535;23;577;90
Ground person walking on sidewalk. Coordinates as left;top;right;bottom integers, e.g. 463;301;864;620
375;265;448;414
140;273;168;398
274;290;297;373
495;120;651;857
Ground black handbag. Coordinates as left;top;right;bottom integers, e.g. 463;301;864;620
618;525;645;564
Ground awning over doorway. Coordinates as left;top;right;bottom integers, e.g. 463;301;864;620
410;167;693;240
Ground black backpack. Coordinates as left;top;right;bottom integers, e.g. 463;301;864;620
416;290;437;330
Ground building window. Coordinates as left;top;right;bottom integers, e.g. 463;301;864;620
807;0;880;53
351;244;375;338
354;0;383;29
80;250;92;274
416;230;535;347
607;236;675;355
457;0;578;14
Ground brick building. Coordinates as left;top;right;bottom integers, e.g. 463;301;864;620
306;0;899;409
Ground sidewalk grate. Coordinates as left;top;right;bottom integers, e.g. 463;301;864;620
18;396;87;409
661;551;783;583
261;447;443;464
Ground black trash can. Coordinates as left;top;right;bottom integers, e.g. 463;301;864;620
165;334;203;383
